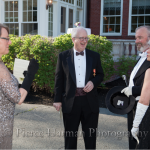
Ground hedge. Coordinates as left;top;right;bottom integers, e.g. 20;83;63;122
2;34;115;94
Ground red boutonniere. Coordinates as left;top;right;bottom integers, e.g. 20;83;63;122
93;69;96;77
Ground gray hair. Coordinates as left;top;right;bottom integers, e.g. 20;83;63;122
135;25;150;37
71;26;88;38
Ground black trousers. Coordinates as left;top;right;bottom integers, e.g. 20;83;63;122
63;96;99;149
127;101;138;150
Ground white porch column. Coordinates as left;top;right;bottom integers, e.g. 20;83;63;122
38;0;48;36
53;1;60;37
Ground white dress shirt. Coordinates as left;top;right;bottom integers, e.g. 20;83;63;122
74;48;86;88
129;50;147;100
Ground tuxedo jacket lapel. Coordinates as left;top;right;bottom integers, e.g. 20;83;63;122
85;49;93;84
134;59;150;80
67;48;76;85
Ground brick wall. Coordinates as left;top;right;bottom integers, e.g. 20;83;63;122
88;0;101;35
88;0;135;40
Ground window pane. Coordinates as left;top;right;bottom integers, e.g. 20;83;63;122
28;0;32;10
48;5;53;37
116;7;120;15
103;17;109;24
132;6;138;14
103;0;121;34
10;24;15;30
115;25;120;32
116;17;120;24
23;0;27;11
104;7;109;15
33;11;37;21
110;7;115;15
103;25;108;33
61;7;66;33
10;12;14;22
109;25;115;32
28;12;32;21
9;1;13;11
131;25;137;33
33;0;37;10
145;6;150;14
5;12;9;22
132;16;137;24
22;23;38;35
139;6;144;14
138;16;144;23
5;23;19;36
138;23;144;27
110;17;115;24
69;9;73;28
14;12;18;22
14;1;18;11
76;11;79;22
145;16;150;23
5;2;8;11
23;12;27;22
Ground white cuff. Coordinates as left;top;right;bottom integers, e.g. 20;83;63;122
133;102;149;128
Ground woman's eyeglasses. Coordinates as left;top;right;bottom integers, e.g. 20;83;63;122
0;37;10;42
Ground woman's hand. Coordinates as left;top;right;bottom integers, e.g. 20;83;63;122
18;88;28;105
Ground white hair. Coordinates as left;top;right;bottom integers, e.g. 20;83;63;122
71;26;88;38
135;25;150;37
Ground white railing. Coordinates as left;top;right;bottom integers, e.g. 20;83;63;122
109;39;140;61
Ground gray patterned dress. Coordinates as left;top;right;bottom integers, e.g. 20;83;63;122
0;61;21;149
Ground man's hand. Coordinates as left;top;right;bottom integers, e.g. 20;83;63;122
131;126;139;144
121;87;132;97
83;81;94;93
53;102;62;111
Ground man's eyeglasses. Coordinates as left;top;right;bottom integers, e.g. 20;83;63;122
74;37;89;41
0;37;10;42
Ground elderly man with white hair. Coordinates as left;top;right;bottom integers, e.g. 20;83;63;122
53;27;104;149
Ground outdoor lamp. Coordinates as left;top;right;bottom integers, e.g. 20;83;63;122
46;0;53;10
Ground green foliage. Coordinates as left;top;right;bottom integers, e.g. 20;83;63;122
53;34;74;52
87;34;114;82
2;34;114;94
115;55;137;80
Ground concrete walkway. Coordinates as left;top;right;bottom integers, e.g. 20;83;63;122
13;103;129;149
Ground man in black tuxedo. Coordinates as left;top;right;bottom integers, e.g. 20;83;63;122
53;27;104;149
121;26;150;149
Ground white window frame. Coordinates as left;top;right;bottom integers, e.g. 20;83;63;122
128;0;150;36
2;0;39;37
56;0;85;36
3;0;19;36
21;0;38;36
59;3;75;34
48;5;53;37
100;0;123;36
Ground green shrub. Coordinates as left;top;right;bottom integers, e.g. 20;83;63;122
2;34;115;94
87;34;114;82
114;55;137;81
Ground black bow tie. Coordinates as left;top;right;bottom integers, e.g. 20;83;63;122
76;51;84;56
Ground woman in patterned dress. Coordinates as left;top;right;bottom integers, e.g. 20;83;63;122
0;24;39;149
